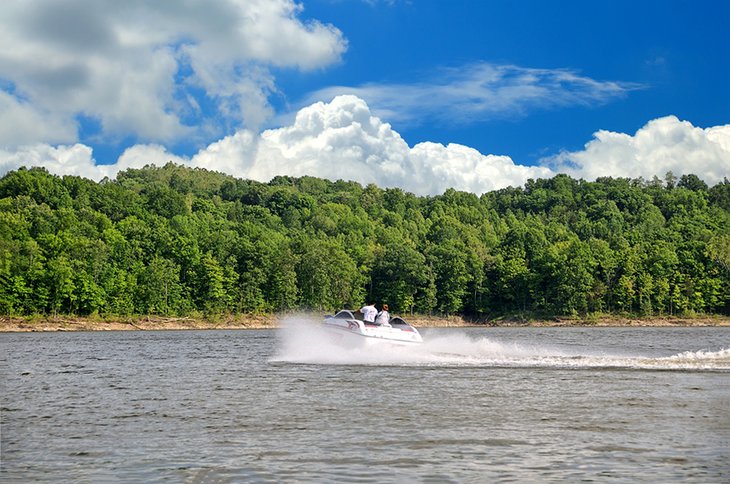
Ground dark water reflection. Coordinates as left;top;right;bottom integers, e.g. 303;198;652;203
1;327;728;482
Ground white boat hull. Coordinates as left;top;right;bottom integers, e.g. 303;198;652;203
323;310;423;347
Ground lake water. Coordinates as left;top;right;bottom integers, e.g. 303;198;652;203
1;319;729;482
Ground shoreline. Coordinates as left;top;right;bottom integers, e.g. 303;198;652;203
1;314;729;332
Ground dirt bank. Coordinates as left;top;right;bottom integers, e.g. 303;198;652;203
1;313;728;332
0;315;278;332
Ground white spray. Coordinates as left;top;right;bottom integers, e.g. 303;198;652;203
271;315;730;370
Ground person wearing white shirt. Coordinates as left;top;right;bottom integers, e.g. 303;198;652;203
375;304;390;327
359;302;377;323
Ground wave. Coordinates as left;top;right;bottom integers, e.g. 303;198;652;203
656;348;730;368
271;317;730;371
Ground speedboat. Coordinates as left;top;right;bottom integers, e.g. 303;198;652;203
323;309;423;347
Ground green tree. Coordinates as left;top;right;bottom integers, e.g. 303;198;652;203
371;237;429;313
199;251;228;314
136;256;186;315
46;256;76;316
1;165;728;319
296;236;364;311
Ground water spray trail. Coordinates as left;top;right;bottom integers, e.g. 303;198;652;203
271;316;730;370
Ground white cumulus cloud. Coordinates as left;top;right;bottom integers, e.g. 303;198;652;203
1;143;99;179
0;0;346;148
0;95;556;195
550;116;730;185
1;96;728;196
0;92;77;146
190;95;554;194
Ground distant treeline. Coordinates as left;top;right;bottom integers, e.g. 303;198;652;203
1;163;728;318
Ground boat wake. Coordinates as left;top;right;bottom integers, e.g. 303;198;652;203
271;316;730;371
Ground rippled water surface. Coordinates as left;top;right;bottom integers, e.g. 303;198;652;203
1;323;729;482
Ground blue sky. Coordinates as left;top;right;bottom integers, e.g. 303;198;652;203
0;0;728;194
291;0;728;163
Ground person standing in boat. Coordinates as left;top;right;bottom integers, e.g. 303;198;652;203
359;301;377;323
375;304;391;326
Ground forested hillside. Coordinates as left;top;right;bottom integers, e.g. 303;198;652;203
1;163;728;318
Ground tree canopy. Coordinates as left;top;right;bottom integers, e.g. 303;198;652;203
1;164;728;318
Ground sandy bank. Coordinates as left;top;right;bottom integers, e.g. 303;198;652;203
0;315;278;332
1;313;729;332
410;315;730;328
